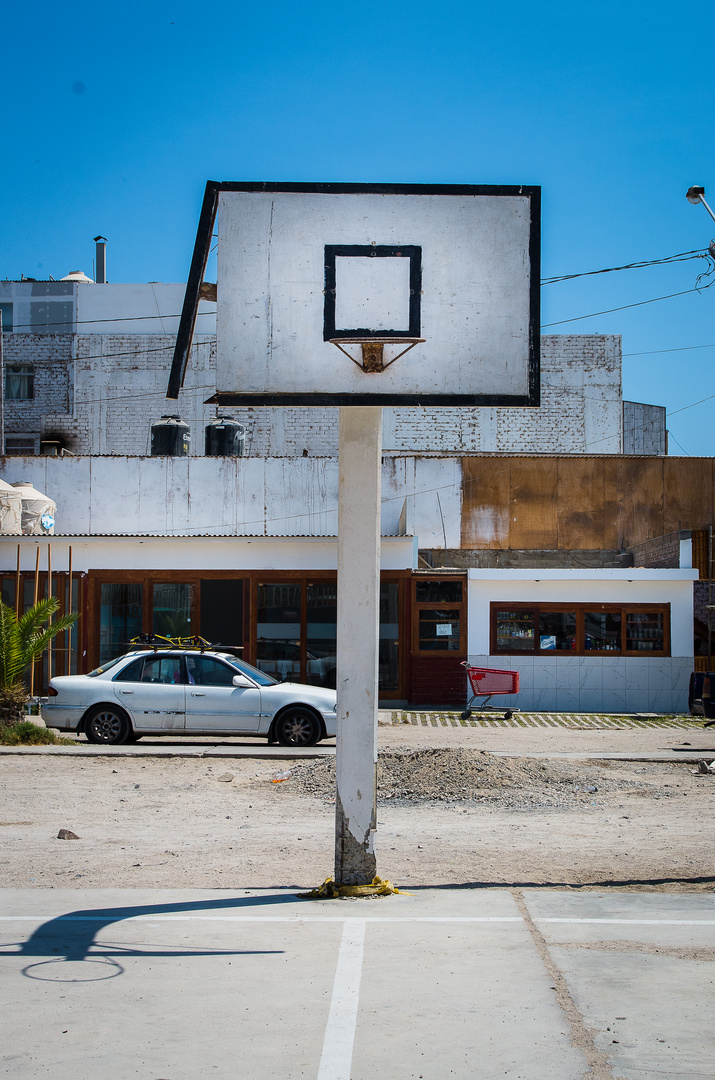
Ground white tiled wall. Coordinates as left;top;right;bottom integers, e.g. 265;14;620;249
465;655;692;714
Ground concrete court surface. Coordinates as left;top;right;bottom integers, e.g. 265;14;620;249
1;888;713;1080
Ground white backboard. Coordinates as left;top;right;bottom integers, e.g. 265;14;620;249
175;183;540;406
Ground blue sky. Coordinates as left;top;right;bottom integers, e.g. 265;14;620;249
3;1;714;453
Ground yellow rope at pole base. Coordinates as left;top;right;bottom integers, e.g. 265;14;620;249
299;876;403;899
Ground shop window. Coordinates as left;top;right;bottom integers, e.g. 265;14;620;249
379;582;400;691
584;611;621;652
5;363;34;400
200;579;243;649
539;610;577;651
491;603;669;657
100;583;143;665
413;576;466;656
306;583;337;689
495;610;535;651
152;583;193;638
415;580;463;603
625;611;665;652
256;583;302;680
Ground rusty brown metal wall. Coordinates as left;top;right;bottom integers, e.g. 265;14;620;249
461;456;715;551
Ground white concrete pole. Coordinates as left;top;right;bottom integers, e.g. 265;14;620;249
335;406;382;885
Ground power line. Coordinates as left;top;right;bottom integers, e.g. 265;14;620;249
7;310;216;331
541;248;709;285
667;431;690;456
623;342;715;357
668;393;715;418
542;281;715;328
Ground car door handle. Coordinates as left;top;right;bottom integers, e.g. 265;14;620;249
191;692;206;697
118;690;134;695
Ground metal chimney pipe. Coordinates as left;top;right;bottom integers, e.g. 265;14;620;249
93;235;108;283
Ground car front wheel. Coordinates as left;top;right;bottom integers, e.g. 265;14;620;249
84;705;131;745
274;708;321;747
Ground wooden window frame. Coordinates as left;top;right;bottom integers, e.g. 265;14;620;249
412;576;467;657
86;569;411;697
490;602;671;658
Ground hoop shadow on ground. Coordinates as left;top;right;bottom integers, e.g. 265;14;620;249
1;892;295;982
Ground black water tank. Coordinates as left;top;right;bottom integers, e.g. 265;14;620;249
150;415;191;456
205;417;245;457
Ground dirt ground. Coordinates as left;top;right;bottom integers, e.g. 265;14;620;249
1;722;714;893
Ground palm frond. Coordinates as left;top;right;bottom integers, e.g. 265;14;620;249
22;613;79;666
0;604;23;688
17;598;60;650
0;600;79;689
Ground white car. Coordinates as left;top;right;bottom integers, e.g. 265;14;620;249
43;649;338;747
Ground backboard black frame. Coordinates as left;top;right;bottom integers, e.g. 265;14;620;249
167;181;541;408
323;245;422;341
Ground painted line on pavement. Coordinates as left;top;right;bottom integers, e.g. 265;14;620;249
317;918;365;1080
1;914;714;925
0;915;523;924
539;917;715;925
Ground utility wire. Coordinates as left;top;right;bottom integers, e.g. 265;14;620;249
542;280;715;328
623;342;715;357
7;310;216;331
667;432;690;456
540;248;709;284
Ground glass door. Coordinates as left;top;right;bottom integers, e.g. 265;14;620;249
255;583;302;681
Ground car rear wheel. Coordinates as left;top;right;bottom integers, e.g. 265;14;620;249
274;708;321;747
84;705;131;745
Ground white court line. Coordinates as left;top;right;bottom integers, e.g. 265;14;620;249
317;918;365;1080
539;917;715;926
0;915;523;923
0;915;714;925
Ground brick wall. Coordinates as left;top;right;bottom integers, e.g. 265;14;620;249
3;335;73;450
42;335;218;456
1;333;626;458
629;532;682;569
409;657;467;706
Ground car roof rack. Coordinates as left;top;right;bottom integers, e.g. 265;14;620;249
128;634;243;654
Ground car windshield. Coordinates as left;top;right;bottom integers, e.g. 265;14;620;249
86;655;132;678
216;655;279;687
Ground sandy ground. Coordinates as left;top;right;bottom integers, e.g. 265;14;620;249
1;721;714;893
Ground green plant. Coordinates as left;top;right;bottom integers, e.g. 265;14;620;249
0;720;75;746
0;598;78;728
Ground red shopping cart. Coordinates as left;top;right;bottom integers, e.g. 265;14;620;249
460;662;520;720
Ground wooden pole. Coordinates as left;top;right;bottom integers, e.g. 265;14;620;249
15;543;20;616
67;546;73;676
47;544;52;683
30;547;40;696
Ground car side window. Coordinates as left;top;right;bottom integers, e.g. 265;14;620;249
113;658;145;682
140;656;183;685
186;655;238;687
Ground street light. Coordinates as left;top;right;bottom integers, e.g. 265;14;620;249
686;185;715;225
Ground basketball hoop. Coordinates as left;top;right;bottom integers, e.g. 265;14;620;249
328;337;425;373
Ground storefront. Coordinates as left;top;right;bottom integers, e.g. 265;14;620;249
467;569;696;713
0;536;434;703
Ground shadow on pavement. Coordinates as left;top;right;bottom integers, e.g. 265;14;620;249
2;892;298;982
407;875;715;891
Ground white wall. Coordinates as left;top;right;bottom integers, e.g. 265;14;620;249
76;283;216;335
467;570;696;655
0;535;415;573
0;456;456;540
466;569;696;713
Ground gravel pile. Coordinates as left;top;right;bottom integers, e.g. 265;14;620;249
282;748;684;810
